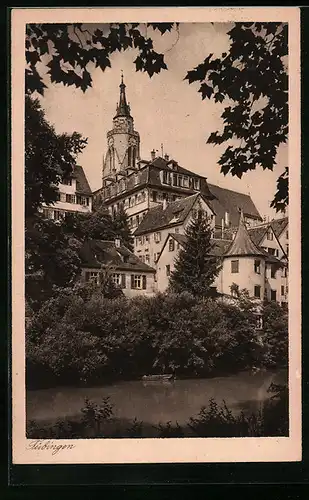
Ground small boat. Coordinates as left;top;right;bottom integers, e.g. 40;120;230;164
142;374;175;382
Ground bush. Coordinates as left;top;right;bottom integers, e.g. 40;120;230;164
26;383;288;438
26;287;287;387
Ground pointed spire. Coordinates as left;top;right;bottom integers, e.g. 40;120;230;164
224;208;265;257
115;72;131;118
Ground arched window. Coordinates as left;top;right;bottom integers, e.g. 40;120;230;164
132;147;136;167
128;146;132;167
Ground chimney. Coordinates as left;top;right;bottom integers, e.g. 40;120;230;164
151;149;156;161
164;153;169;161
115;237;121;248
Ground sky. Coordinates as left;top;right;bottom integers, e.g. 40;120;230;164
35;22;288;220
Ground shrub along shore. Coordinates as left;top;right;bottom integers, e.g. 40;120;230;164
26;283;288;390
27;382;288;439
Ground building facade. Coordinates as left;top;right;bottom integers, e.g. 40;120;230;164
156;211;288;305
93;76;263;235
39;165;93;220
79;238;156;298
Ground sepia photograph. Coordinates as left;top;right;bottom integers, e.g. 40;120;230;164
11;7;301;464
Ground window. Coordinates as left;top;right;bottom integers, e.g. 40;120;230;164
271;265;276;279
282;267;288;278
169;239;175;252
66;194;76;204
286;230;289;239
172;195;177;201
175;228;179;234
231;260;239;273
145;235;149;243
131;274;147;290
42;208;50;219
166;265;170;276
267;230;273;241
256;315;263;330
113;273;126;288
183;176;188;187
254;285;261;298
254;259;261;274
136;215;140;226
152;191;157;202
62;178;72;186
85;271;99;284
286;244;289;255
154;232;161;243
60;193;66;202
281;285;285;296
173;173;177;186
145;254;150;264
54;210;63;221
271;289;277;301
193;178;200;190
268;248;275;255
137;237;143;245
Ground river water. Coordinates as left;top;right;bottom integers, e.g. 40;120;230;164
27;369;287;426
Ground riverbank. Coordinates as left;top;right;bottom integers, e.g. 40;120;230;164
27;381;288;439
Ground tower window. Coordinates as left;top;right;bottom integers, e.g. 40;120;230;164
254;259;261;274
271;289;277;301
231;260;239;273
271;265;276;279
254;285;261;298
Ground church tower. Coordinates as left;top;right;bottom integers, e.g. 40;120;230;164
102;73;140;184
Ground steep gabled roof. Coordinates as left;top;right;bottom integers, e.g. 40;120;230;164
134;193;209;236
80;239;155;272
224;212;266;258
156;233;232;263
207;183;262;227
73;165;92;195
270;217;288;237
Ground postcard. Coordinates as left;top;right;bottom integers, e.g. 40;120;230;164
11;7;301;464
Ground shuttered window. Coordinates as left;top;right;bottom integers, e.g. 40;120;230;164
131;274;147;289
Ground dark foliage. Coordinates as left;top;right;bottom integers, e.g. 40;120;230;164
184;22;288;211
169;207;221;297
26;289;288;387
25;95;87;217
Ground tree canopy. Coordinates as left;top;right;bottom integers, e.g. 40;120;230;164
25;95;87;216
169;207;221;297
25;22;288;211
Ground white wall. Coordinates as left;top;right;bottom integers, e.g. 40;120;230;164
81;268;156;298
220;256;266;299
134;197;215;268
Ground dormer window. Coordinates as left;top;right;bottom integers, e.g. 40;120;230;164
193;178;200;190
267;229;273;241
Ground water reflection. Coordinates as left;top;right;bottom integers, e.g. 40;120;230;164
27;369;287;425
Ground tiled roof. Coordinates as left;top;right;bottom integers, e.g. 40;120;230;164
224;212;266;257
80;239;155;272
167;232;283;264
270;217;288;237
134;193;201;235
248;216;288;244
73;165;92;195
247;226;269;245
171;234;237;257
207;183;262;227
